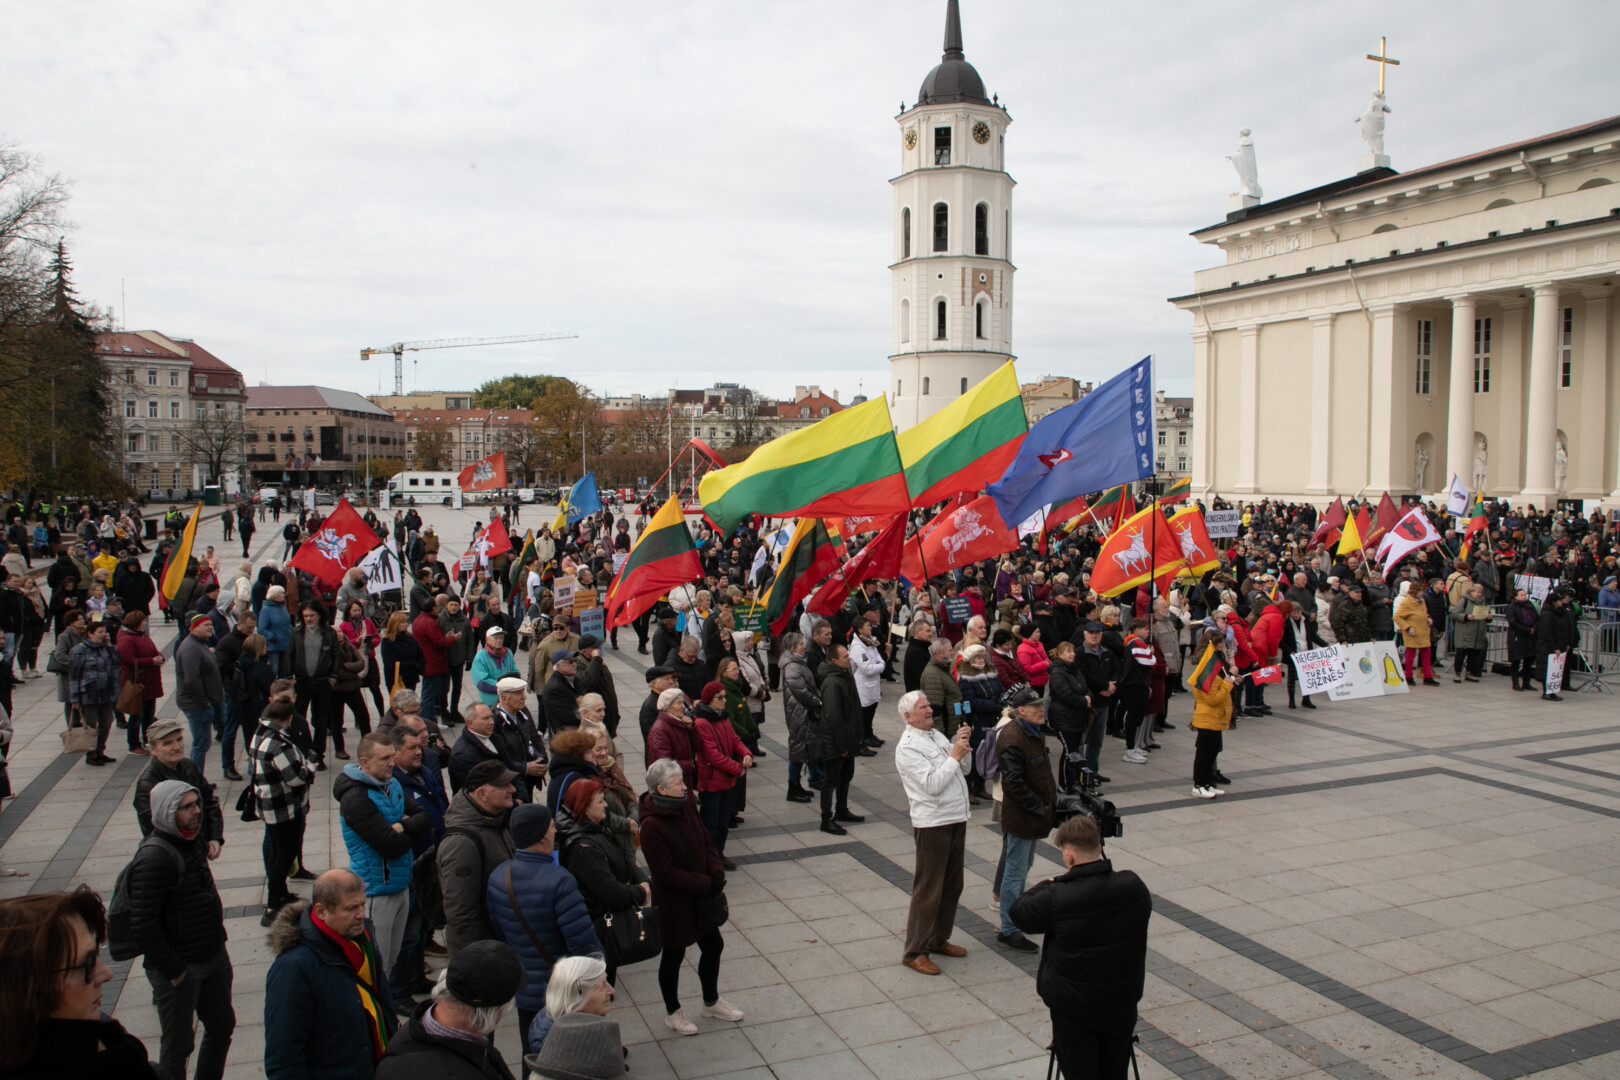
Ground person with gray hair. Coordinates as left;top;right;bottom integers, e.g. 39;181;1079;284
893;691;972;977
920;637;963;733
646;689;703;789
668;636;705;702
525;954;614;1056
375;940;527;1080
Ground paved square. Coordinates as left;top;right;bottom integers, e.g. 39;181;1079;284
2;505;1618;1079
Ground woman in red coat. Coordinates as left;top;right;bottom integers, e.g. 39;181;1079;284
638;758;743;1036
1246;600;1284;716
692;682;750;869
115;610;165;755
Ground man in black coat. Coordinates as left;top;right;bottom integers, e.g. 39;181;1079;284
1011;814;1151;1080
639;665;679;751
903;621;934;693
375;940;526;1080
541;649;581;734
1536;589;1579;702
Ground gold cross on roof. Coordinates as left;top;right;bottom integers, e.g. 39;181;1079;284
1365;36;1401;94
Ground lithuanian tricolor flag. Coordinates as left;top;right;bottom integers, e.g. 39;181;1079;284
761;517;842;635
697;397;909;535
159;503;203;602
1089;485;1135;533
897;361;1028;507
508;530;536;593
1459;495;1488;558
603;497;703;628
1185;642;1222;695
1162;475;1191;504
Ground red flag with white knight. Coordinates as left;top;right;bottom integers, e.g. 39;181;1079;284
286;500;383;586
458;451;508;492
901;495;1019;580
809;514;906;616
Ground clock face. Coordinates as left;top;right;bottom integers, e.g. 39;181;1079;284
904;128;917;150
973;121;991;144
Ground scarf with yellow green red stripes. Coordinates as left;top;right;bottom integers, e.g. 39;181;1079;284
310;909;394;1062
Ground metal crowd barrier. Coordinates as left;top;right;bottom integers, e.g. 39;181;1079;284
1568;618;1616;695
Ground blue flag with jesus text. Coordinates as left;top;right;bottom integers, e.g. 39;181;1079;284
987;357;1155;530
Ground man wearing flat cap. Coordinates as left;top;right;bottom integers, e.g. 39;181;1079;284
375;939;527;1080
638;664;679;752
493;678;548;801
438;760;519;959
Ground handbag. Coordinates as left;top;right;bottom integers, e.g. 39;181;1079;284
236;784;259;822
116;678;142;716
61;708;98;755
598;905;662;967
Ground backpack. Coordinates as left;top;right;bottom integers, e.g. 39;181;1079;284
107;836;187;961
409;826;480;930
974;726;1001;782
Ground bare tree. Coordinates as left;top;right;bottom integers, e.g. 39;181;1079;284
730;387;764;447
413;421;454;471
498;421;546;486
614;401;667;455
178;409;247;486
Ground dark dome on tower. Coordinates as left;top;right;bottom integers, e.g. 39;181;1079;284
917;0;991;107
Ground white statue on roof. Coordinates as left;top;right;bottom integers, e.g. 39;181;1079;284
1357;91;1391;157
1227;129;1262;200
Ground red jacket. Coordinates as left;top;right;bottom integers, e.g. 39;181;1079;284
991;649;1028;689
1228;618;1259;670
647;711;706;790
117;628;164;702
412;611;454;676
693;709;747;793
1250;605;1283;663
1015;640;1050;687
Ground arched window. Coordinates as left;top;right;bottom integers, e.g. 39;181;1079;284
960;377;968;394
933;203;948;252
902;207;911;258
922;377;931;395
935;299;947;340
1372;223;1398;234
1579;177;1614;190
975;300;986;339
1485;197;1515;210
900;298;910;343
975;203;989;255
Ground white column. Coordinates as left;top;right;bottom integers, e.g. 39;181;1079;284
1190;330;1213;493
1522;283;1563;507
1578;288;1610;496
1366;304;1403;495
1306;314;1334;495
1234;326;1260;493
1444;295;1477;493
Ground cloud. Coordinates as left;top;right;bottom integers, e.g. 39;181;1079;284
7;0;1617;404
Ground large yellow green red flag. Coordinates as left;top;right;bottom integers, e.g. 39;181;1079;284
603;496;703;628
697;396;908;535
159;503;203;602
896;360;1028;507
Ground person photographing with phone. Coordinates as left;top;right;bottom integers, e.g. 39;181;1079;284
893;691;974;977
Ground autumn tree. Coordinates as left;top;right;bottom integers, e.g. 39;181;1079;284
363;456;404;481
473;374;567;409
613;401;667;455
412;421;454;470
497;421;546;486
530;378;610;483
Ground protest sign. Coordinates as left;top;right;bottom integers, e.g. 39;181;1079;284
573;588;598;616
580;607;605;639
1205;510;1241;539
458;552;476;572
612;552;630;575
1546;651;1566;695
734;603;768;637
1289;646;1347;695
358;541;402;596
1514;574;1553;605
1328;642;1409;701
942;597;973;624
554;574;577;611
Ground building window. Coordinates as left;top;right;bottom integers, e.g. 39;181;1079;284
1157;430;1166;446
147;434;159;452
169;370;180;387
975;301;986;339
1178;430;1187;446
146;369;157;386
127;434;140;453
934;125;951;166
974;203;989;255
933;202;948;252
902;207;911;259
1414;318;1433;395
1157;457;1167;472
171;435;180;454
900;298;910;343
1560;306;1573;388
170;400;181;419
1474;317;1491;393
124;399;136;418
935;299;947;340
147;399;158;418
922;377;931;396
960;377;968;394
1178;457;1187;471
896;381;902;398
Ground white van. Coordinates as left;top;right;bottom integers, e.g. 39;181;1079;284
386;472;463;507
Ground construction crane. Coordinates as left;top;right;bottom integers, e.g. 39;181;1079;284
360;333;579;395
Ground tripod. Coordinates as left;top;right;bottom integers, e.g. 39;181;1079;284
1046;1032;1141;1080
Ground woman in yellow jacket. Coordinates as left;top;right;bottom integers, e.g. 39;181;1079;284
1188;629;1235;800
1393;581;1438;686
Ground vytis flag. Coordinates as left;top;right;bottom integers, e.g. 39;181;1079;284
1090;504;1179;598
1376;506;1442;569
508;530;536;592
987;356;1155;529
286;500;383;587
604;497;703;629
1310;497;1346;548
457;451;507;492
698;396;910;535
825;514;888;538
1249;665;1285;685
1161;475;1192;504
1459;495;1489;558
469;518;514;562
1162;506;1221;592
761;517;843;634
1367;492;1400;549
1337;504;1372;556
900;494;1019;582
808;514;906;617
897;360;1028;506
159;503;204;602
1185;642;1222;694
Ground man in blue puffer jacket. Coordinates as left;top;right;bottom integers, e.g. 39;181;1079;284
484;803;602;1054
334;731;430;987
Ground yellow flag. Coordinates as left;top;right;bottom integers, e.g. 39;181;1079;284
160;503;204;602
1337;510;1364;556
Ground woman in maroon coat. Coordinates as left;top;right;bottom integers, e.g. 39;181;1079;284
115;610;165;755
645;689;706;789
638;757;744;1036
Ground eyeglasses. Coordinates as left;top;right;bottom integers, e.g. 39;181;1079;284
57;948;99;984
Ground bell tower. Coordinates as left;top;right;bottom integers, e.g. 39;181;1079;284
889;0;1016;429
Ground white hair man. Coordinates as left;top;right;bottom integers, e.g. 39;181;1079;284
374;939;527;1078
892;690;973;977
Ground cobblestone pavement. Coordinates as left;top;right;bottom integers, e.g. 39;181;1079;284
2;503;1618;1079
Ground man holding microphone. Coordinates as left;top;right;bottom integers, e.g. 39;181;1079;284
893;690;973;976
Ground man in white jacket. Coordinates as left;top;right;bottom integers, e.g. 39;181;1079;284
893;690;973;977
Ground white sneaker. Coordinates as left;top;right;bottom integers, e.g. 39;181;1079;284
700;998;745;1022
1191;786;1218;799
1207;786;1226;797
1123;749;1148;764
665;1008;698;1035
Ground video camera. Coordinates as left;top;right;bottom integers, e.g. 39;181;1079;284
1054;778;1123;840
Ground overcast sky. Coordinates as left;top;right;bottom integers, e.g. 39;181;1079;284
7;1;1619;405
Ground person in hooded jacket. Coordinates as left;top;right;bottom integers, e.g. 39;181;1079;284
114;556;155;616
258;585;293;677
124;778;235;1080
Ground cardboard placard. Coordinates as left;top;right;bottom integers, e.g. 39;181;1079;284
1545;651;1566;695
554;574;577;610
358;541;402;596
1289;646;1347;695
573;587;598;616
734;603;768;637
1327;642;1410;701
612;552;630;575
1205;510;1241;539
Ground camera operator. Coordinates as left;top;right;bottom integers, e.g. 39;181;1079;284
1011;814;1151;1080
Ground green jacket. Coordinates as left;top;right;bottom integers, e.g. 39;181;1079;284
1449;594;1491;650
816;660;863;759
919;656;964;735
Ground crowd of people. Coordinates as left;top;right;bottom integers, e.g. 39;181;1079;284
0;487;1617;1079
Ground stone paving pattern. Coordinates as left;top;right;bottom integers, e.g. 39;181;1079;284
1;503;1618;1079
